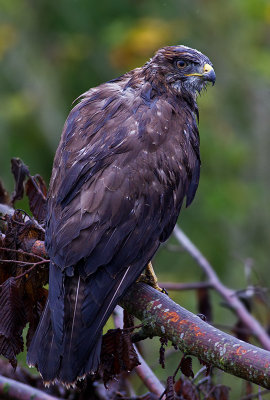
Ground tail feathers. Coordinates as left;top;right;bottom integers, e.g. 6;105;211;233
27;301;62;383
57;266;133;384
27;261;143;386
79;335;102;378
49;262;65;348
27;272;100;386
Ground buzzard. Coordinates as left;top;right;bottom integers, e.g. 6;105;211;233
27;45;215;385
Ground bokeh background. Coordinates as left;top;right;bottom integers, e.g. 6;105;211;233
1;0;270;397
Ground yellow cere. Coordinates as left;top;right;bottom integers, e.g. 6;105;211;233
203;63;213;73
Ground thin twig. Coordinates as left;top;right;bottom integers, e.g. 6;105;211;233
214;323;252;336
196;376;211;388
192;365;207;382
173;225;270;350
0;247;45;261
0;259;38;266
0;259;49;289
123;323;143;332
205;383;228;398
13;260;49;280
0;259;49;269
15;209;32;220
241;388;270;400
159;281;213;291
135;348;165;397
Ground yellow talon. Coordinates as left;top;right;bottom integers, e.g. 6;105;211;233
137;262;164;293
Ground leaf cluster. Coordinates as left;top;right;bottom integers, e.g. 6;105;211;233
0;159;49;368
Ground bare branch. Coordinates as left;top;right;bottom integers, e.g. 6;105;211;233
0;374;64;400
15;238;270;389
241;388;270;400
0;247;46;261
173;225;270;350
13;259;49;281
113;305;165;396
134;349;165;397
159;281;213;291
121;282;270;390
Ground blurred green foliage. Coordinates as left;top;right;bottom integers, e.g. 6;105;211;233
1;0;270;396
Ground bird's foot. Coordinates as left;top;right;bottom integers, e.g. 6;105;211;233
138;262;166;293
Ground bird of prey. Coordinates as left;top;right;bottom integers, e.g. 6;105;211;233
27;45;215;386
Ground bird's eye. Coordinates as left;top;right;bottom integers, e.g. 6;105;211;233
176;60;187;69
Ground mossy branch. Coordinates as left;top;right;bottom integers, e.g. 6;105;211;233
2;227;270;392
121;282;270;390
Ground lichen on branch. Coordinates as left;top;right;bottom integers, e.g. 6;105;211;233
121;282;270;390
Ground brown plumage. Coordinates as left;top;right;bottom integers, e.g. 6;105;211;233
27;45;215;385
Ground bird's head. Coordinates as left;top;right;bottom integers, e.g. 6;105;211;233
148;45;215;98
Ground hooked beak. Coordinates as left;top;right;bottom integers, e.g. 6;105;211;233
202;63;216;85
185;63;216;86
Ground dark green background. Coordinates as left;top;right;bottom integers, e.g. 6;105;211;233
1;0;270;397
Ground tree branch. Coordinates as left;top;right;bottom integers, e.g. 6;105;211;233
159;281;213;291
134;349;165;396
0;374;64;400
121;282;270;390
3;235;270;390
173;225;270;350
113;305;165;396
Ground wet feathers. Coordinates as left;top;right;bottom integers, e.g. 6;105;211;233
27;45;215;385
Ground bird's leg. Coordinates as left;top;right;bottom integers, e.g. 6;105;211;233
138;262;165;293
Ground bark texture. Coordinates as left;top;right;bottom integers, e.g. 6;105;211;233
121;282;270;390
